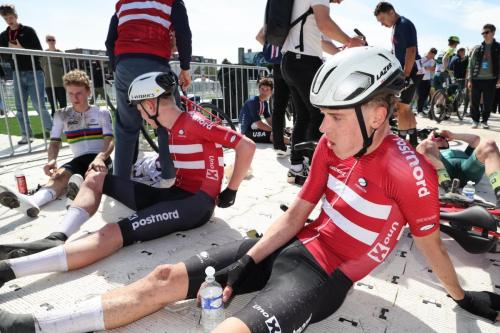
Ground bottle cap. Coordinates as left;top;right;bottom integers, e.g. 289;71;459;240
205;266;215;277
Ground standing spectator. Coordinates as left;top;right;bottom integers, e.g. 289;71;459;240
374;2;422;147
0;4;52;144
449;47;469;112
416;47;437;116
256;26;290;156
493;85;500;114
468;24;500;129
281;0;364;183
90;60;104;103
41;34;67;116
105;0;192;184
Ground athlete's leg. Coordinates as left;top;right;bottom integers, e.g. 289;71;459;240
473;139;500;201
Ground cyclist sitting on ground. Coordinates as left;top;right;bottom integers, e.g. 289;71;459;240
0;70;113;219
1;46;499;333
0;71;255;268
416;129;500;206
238;77;290;150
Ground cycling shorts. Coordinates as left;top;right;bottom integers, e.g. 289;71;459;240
245;129;272;144
184;238;353;333
400;72;424;105
441;146;485;186
61;153;113;176
102;175;215;246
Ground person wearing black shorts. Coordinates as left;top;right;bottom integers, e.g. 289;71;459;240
0;70;114;221
374;2;423;147
2;48;499;333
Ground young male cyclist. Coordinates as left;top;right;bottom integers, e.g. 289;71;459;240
0;70;113;220
1;47;498;333
0;72;254;272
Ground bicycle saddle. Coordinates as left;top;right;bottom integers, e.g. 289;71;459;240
440;205;497;231
440;224;497;254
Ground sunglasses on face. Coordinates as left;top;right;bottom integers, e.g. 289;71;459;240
482;31;491;36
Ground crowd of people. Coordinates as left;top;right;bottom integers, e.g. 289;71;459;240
0;1;499;333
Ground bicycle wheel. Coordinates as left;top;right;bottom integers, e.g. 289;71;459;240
198;102;236;131
454;89;466;120
430;90;447;123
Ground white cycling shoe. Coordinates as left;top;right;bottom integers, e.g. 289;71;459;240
0;185;39;217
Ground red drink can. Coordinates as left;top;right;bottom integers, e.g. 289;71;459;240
15;173;28;194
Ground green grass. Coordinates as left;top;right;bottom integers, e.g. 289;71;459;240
0;115;52;139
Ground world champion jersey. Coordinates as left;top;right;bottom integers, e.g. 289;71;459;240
297;134;440;282
168;111;242;198
50;106;113;158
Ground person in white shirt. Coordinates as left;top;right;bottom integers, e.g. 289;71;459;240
280;0;364;184
416;47;437;116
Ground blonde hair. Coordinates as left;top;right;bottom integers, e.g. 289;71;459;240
63;70;91;90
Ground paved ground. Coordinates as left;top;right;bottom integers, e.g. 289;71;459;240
0;112;499;332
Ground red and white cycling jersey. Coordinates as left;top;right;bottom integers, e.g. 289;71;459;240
297;134;440;282
168;111;242;199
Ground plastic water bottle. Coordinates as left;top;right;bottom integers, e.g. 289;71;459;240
461;181;475;201
199;266;225;332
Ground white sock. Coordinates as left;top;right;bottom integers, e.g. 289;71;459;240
52;206;90;237
291;164;303;172
30;187;56;207
9;245;68;278
35;296;105;333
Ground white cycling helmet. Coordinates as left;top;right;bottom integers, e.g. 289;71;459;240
128;71;177;104
310;46;404;158
128;71;177;126
310;46;404;109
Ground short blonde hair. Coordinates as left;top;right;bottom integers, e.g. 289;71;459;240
63;70;91;90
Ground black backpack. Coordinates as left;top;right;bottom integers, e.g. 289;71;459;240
264;0;313;51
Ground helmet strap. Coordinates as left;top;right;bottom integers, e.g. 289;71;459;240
139;98;162;128
353;105;375;158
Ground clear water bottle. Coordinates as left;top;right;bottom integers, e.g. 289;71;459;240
199;266;225;332
461;181;475;201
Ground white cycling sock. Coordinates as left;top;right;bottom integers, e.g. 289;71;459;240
290;164;303;172
30;187;56;207
52;206;90;237
35;296;105;333
9;245;68;278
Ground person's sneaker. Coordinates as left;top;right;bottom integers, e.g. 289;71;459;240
0;261;15;288
17;135;33;145
67;173;84;200
471;122;479;129
287;164;309;185
481;122;489;129
0;185;39;217
276;147;291;158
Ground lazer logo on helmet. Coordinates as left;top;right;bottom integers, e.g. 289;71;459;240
394;138;431;198
376;62;393;80
130;210;180;230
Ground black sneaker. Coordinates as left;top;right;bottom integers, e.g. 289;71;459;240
287;165;309;185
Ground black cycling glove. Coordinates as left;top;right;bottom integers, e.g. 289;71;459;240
220;254;256;290
217;188;237;208
454;291;500;322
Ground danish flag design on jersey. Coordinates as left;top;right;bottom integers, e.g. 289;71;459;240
297;135;439;282
168;112;242;199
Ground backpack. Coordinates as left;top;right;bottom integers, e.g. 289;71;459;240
264;0;313;51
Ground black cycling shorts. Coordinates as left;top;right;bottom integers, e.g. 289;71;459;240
245;129;272;144
102;175;215;246
184;238;353;333
400;71;424;105
61;153;113;176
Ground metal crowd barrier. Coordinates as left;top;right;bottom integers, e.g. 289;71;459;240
0;46;269;159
